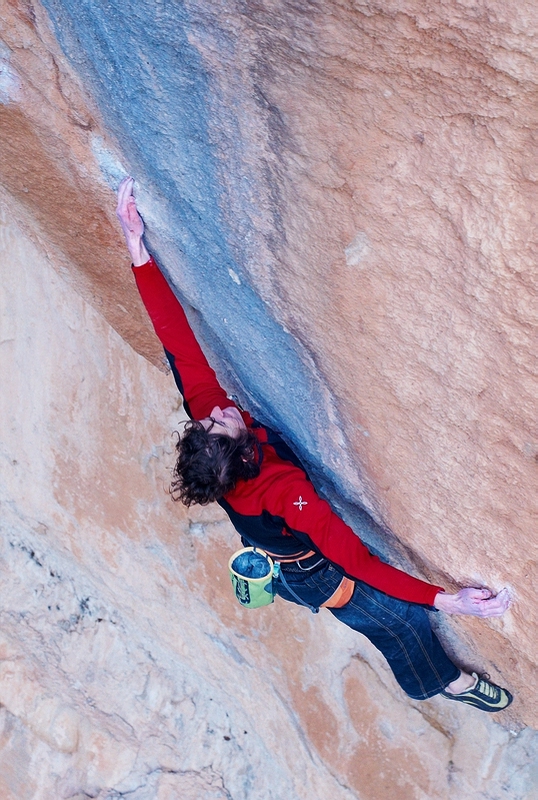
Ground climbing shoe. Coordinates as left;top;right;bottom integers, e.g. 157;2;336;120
441;673;513;712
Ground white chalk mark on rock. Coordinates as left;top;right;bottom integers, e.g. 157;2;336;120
345;231;371;268
0;47;22;104
90;134;128;188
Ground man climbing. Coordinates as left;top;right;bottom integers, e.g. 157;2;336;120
116;177;512;712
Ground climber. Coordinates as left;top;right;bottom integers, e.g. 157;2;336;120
116;177;513;712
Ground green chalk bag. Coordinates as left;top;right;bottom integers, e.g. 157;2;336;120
228;547;280;609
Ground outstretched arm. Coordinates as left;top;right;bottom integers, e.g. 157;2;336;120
115;178;247;421
275;469;512;616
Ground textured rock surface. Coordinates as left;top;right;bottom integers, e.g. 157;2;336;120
1;0;537;797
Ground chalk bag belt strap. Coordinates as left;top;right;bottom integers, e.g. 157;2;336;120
277;572;354;615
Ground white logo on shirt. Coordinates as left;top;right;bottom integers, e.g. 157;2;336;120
293;496;308;511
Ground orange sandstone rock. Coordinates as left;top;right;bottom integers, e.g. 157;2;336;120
0;0;537;797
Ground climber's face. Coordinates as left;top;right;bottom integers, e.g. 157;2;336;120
200;406;247;439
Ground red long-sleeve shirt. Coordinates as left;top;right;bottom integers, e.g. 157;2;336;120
133;257;442;606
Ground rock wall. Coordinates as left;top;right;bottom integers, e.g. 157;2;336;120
0;0;537;797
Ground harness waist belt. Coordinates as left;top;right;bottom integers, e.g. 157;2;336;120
264;549;317;564
320;576;355;609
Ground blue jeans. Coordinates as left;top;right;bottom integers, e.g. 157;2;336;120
276;560;460;699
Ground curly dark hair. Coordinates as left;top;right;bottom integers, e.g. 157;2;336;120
170;419;261;506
